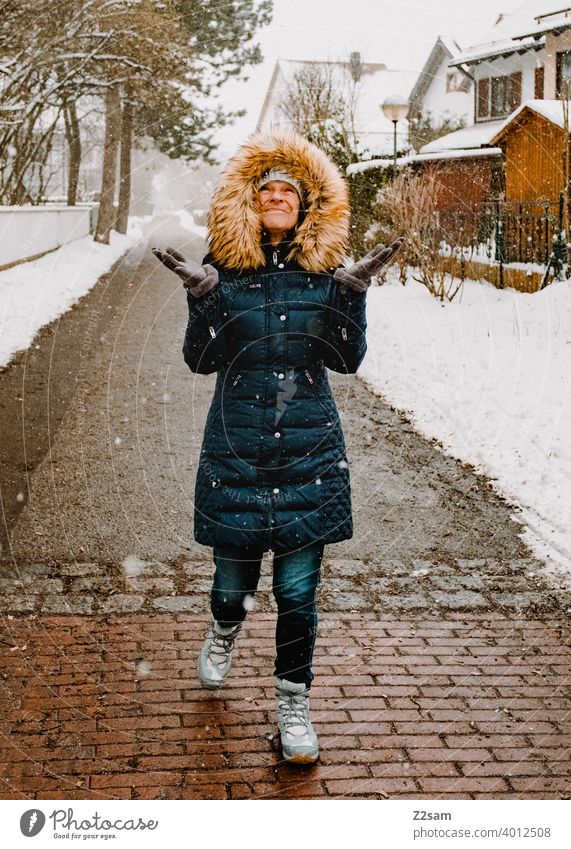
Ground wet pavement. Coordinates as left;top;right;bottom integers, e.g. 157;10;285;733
0;216;569;799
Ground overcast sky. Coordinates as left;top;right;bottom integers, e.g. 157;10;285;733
214;0;521;153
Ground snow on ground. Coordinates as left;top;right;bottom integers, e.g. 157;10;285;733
0;220;144;369
2;213;570;581
361;274;571;581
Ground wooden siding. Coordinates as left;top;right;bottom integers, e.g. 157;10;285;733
439;256;544;293
535;66;545;98
418;157;499;212
499;110;564;202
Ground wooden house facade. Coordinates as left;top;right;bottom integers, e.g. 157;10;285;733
490;102;566;203
489;102;566;264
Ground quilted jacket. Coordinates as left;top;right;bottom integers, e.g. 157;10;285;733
183;130;368;552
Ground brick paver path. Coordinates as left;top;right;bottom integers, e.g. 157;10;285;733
1;223;569;800
1;606;569;800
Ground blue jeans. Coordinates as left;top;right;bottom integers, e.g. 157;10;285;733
211;543;324;687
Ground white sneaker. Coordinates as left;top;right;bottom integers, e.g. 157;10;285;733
197;620;241;689
275;678;319;764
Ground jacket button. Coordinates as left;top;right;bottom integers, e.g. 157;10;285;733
279;314;286;321
274;431;281;438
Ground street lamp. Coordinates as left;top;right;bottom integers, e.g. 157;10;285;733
381;95;409;169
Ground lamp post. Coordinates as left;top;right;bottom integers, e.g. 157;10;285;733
381;95;410;169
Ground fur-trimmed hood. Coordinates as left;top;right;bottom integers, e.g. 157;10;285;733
207;130;350;273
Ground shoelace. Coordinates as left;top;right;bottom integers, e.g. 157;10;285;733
206;630;238;668
278;693;311;733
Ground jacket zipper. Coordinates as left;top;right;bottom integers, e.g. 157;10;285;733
273;250;278;266
305;369;332;420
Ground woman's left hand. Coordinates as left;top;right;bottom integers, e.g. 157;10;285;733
334;237;405;292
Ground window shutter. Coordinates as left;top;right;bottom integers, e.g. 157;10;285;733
510;71;522;110
534;66;544;99
477;78;490;119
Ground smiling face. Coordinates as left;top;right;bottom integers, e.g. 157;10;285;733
258;180;301;245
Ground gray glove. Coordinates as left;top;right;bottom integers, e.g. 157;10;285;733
334;237;405;292
152;246;219;297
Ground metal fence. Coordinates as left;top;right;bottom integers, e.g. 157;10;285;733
434;196;569;288
438;197;564;267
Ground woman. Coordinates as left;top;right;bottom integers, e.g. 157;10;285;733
153;129;402;765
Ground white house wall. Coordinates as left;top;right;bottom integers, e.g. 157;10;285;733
258;67;290;132
471;48;543;101
421;56;473;126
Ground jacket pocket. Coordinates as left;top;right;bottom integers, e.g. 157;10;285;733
304;369;333;422
207;371;242;429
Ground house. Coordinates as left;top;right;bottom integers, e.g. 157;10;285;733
490;99;568;201
487;100;568;263
407;36;473;138
401;3;571;249
256;56;418;158
403;4;546;200
410;4;571;166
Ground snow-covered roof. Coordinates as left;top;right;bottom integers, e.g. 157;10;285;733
439;36;464;58
448;35;543;67
345;145;502;175
408;35;470;115
490;99;567;143
513;4;571;39
449;1;557;67
399;147;502;165
420;119;504;154
346;158;394;176
276;58;387;85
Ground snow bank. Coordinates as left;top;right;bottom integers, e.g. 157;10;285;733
362;275;571;580
0;222;143;369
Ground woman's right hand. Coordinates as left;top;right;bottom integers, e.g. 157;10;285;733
152;246;219;297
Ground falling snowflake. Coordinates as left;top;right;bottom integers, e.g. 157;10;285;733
16;492;24;502
136;660;152;677
114;436;122;446
338;460;348;469
122;554;145;577
243;594;256;612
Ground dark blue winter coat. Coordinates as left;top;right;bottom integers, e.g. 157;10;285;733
183;240;367;552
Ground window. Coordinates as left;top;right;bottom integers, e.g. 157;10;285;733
556;51;571;96
476;72;521;120
446;71;464;93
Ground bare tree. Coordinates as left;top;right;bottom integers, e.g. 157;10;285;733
94;85;122;244
277;62;360;169
116;87;133;235
381;167;464;301
1;0;273;218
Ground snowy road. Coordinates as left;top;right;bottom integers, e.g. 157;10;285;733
0;216;568;614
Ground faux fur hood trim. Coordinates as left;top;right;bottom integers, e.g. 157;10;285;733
207;130;350;273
